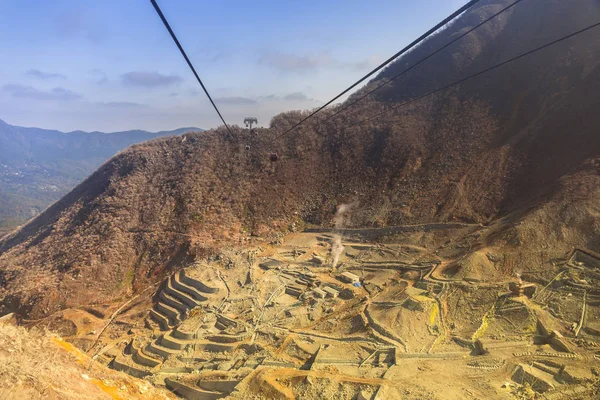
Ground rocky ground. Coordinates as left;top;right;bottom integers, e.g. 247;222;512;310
0;315;174;399
12;224;599;399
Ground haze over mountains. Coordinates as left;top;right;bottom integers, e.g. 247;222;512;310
0;118;202;231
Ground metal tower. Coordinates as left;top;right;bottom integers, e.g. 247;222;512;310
244;117;258;129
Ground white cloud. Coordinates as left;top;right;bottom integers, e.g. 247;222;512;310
3;84;82;101
121;71;183;87
27;69;67;80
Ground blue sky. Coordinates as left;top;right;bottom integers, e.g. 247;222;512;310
0;0;467;132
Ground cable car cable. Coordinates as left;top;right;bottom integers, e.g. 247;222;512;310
275;21;600;163
353;20;600;126
320;0;526;126
149;0;235;141
271;0;483;142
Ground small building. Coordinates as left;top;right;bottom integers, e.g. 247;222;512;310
299;271;317;285
323;286;339;298
340;271;360;284
313;288;327;299
568;248;600;269
285;285;303;298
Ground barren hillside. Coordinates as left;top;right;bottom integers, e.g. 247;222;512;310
0;0;599;322
2;1;600;398
0;317;174;399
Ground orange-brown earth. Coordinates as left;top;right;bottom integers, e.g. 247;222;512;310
0;0;599;342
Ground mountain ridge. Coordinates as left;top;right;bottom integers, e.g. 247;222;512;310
0;0;599;319
0;119;203;230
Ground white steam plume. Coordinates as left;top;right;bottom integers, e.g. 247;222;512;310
332;235;344;269
331;203;353;269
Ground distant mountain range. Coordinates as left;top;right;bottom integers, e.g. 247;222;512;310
0;118;202;231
